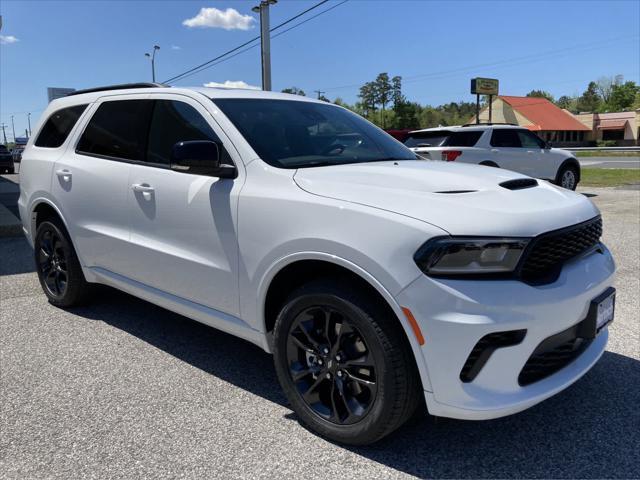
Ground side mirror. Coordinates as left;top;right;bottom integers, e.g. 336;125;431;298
545;141;553;149
170;140;237;178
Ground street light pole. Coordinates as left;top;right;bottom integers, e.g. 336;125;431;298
1;124;7;145
145;45;160;83
252;0;277;91
10;115;16;142
27;113;31;137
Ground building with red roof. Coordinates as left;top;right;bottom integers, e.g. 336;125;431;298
471;96;592;146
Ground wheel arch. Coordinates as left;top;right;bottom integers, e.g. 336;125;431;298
557;157;581;182
30;198;70;243
260;253;432;391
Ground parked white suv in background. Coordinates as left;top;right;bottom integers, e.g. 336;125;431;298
19;84;615;445
404;124;582;190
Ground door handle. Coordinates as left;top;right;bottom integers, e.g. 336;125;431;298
490;149;499;153
55;169;72;181
131;183;155;193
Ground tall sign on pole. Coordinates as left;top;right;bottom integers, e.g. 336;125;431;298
471;78;499;124
252;0;277;91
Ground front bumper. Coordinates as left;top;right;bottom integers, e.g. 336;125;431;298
395;244;615;420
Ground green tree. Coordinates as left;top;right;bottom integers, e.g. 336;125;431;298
391;75;405;109
556;95;576;111
281;87;306;96
608;81;639;111
374;73;392;128
526;90;555;102
357;81;377;120
576;81;601;112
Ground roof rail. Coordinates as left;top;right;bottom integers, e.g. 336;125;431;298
66;83;168;96
461;122;517;127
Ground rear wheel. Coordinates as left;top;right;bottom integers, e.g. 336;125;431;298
557;165;578;190
34;219;93;307
273;280;421;445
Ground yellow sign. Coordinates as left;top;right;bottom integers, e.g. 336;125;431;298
471;78;499;95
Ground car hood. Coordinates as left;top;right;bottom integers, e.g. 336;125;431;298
293;160;599;236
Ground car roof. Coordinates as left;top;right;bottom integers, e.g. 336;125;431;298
47;85;326;110
409;124;526;134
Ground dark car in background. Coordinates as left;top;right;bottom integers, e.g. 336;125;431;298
0;145;15;173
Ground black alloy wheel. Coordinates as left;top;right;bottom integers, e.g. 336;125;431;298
34;219;93;307
286;305;377;425
273;280;422;445
37;228;69;298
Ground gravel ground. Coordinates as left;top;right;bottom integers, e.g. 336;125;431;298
1;187;638;479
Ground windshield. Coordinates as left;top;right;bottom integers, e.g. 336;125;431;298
213;98;417;168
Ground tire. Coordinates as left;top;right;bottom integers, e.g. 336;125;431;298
34;219;93;307
273;279;422;445
556;165;578;190
8;167;15;174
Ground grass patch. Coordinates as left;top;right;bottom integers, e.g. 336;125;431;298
575;151;639;157
580;168;640;187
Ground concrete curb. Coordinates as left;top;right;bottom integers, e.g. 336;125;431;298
0;203;22;238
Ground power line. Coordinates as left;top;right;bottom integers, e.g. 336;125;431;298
164;0;340;84
321;34;640;92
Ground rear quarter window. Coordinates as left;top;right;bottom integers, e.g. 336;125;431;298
35;104;88;148
404;131;452;148
443;130;483;147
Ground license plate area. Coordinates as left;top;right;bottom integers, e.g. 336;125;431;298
582;287;616;338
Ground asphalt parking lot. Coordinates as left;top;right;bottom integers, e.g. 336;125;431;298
1;179;639;479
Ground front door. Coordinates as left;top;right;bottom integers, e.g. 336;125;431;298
489;128;530;175
122;96;242;316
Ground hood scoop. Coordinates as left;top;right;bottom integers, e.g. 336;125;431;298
434;190;478;194
500;178;538;190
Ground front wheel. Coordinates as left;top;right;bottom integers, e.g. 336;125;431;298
557;165;578;190
273;280;421;445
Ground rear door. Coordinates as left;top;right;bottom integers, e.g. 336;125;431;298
488;128;531;174
121;94;242;316
53;95;152;274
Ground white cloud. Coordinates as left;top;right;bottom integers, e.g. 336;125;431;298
171;45;182;50
203;80;261;90
183;7;255;30
0;35;19;45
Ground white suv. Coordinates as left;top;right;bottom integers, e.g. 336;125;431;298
404;124;582;190
19;84;615;445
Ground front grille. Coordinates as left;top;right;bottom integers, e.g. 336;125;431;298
519;216;602;283
518;320;593;386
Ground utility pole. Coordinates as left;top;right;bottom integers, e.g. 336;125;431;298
10;115;16;141
314;90;325;100
145;45;160;82
27;113;32;137
1;124;7;145
252;0;277;91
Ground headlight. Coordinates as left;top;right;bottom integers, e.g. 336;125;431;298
414;237;529;276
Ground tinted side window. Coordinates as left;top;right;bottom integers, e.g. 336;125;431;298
77;100;153;161
517;131;545;148
444;131;483;147
35;104;88;148
490;129;521;148
146;100;225;165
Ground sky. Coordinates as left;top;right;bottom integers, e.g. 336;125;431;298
1;0;639;140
